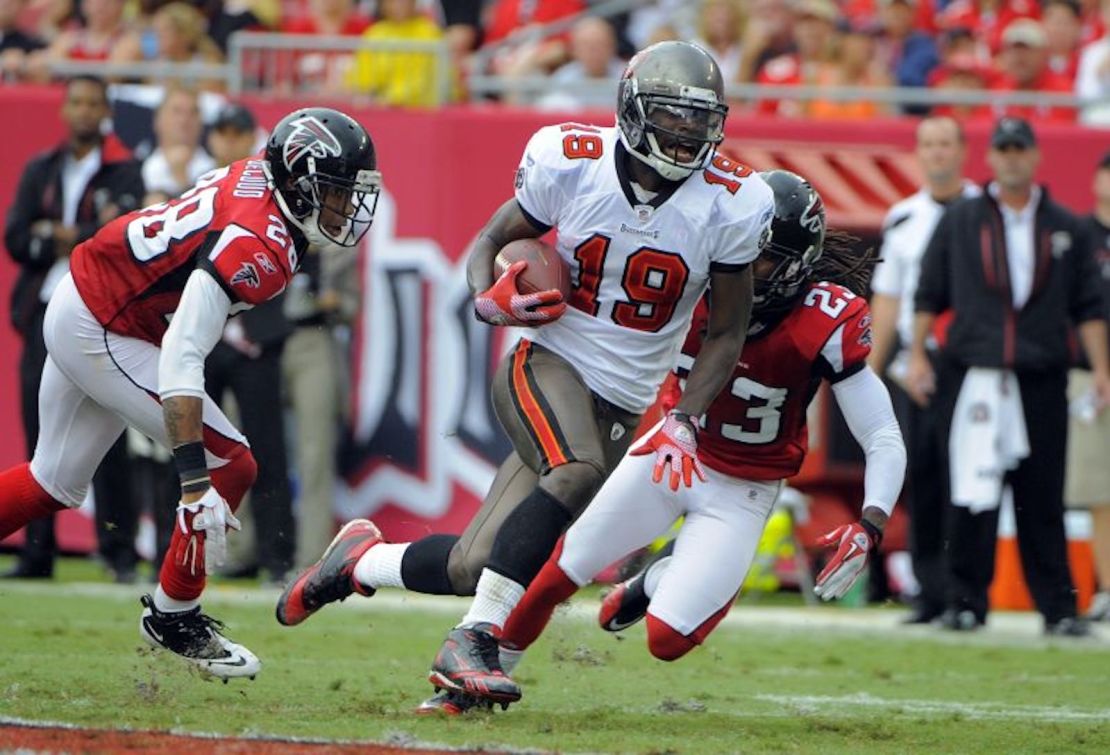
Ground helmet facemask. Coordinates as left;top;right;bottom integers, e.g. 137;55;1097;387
619;81;727;181
752;241;822;313
266;157;381;248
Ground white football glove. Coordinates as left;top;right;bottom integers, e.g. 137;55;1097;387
176;487;241;572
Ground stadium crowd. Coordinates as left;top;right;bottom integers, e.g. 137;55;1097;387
0;0;1108;119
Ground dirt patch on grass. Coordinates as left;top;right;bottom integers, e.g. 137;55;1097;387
0;722;483;753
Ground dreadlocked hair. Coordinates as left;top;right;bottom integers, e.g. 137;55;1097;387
810;229;880;297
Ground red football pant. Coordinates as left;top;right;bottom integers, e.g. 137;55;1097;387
158;448;257;601
502;540;578;650
0;464;67;540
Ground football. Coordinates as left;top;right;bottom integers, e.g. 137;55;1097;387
495;238;571;300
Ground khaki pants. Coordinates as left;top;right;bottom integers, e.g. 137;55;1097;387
283;327;346;569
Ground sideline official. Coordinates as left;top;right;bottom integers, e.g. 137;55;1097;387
910;117;1110;636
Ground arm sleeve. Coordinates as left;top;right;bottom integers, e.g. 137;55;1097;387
513;127;569;229
914;207;952;314
711;179;774;271
831;366;907;517
3;160;54;270
158;269;232;400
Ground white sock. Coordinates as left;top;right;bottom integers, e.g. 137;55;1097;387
642;555;672;599
353;542;409;590
459;569;525;630
499;645;524;675
153;585;199;613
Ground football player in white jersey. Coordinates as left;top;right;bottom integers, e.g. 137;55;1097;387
277;41;774;707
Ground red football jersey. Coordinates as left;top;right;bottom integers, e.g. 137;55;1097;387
673;282;873;480
71;159;300;345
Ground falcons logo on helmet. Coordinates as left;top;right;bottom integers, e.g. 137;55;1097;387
282;115;342;172
801;193;824;234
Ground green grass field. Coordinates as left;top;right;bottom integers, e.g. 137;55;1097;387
1;556;1109;754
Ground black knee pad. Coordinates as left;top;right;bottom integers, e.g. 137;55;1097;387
539;461;605;516
487;486;573;588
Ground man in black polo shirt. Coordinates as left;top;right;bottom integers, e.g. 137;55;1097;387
909;117;1110;636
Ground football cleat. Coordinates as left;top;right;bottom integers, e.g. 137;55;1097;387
428;623;522;704
276;519;382;626
139;594;260;680
414;688;495;716
599;541;674;632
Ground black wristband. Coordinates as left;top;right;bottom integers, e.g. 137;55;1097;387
173;442;210;494
860;518;883;547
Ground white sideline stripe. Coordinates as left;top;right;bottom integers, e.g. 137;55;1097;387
756;693;1110;723
2;580;1107;650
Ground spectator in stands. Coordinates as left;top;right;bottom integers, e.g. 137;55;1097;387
1042;0;1083;83
1080;0;1107;46
694;0;745;84
736;0;794;82
1066;153;1110;622
623;0;696;52
1076;0;1110;125
281;0;369;36
875;0;939;104
282;245;360;570
991;19;1076;122
141;86;215;203
937;0;1041;56
809;18;891;120
36;0;127;70
870;116;980;625
929;52;994;120
756;0;839;117
278;0;369;93
206;0;272;54
203;101;295;586
2;76;143;579
0;0;44;83
110;3;224;90
483;0;584;80
535;16;622;111
911;116;1110;637
347;0;446;108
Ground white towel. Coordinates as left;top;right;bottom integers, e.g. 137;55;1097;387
949;368;1030;513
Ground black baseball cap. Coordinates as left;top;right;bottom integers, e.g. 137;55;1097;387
990;116;1037;149
212;103;256;133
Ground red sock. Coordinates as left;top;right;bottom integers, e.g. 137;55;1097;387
158;449;257;602
0;463;66;540
502;539;579;651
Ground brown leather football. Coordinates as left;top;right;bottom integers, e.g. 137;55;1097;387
495;238;571;299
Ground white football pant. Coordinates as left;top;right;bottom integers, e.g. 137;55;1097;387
29;273;247;507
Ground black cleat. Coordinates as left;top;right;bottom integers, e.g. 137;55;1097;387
139;594;261;679
428;623;522;703
599;540;675;632
1045;616;1092;638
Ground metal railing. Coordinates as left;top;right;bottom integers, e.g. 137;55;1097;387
225;32;453;103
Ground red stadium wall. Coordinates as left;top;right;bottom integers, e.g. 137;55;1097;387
1;88;1107;569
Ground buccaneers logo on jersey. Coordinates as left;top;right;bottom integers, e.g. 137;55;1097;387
282;116;342;172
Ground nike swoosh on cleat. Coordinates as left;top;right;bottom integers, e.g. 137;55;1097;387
208;656;249;667
143;619;164;644
605;618;639;632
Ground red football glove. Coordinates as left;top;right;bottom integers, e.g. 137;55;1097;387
474;260;566;327
630;411;706;491
813;521;880;601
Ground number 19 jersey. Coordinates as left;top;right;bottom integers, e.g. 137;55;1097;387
70;158;301;345
514;124;774;414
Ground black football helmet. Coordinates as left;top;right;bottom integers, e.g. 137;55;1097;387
263;107;381;248
616;41;729;181
754;170;826;311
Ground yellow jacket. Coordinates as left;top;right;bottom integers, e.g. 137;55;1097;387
348;17;448;108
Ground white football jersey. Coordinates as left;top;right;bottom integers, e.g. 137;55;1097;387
514;123;774;413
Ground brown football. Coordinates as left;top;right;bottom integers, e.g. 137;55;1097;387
494;238;571;300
